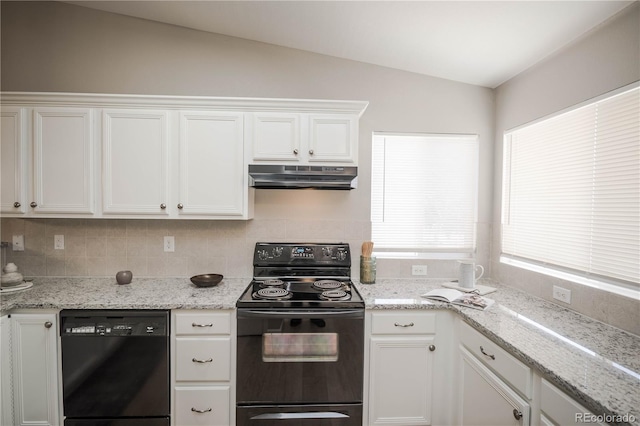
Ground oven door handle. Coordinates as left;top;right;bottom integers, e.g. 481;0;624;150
237;309;363;319
250;412;349;420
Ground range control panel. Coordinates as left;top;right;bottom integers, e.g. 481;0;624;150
254;243;350;265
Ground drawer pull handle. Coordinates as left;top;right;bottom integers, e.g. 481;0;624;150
513;409;523;420
192;323;213;327
191;407;212;414
480;346;495;360
394;322;414;327
192;357;213;363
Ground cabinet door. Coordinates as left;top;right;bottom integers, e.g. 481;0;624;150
178;112;245;216
1;316;13;426
251;113;300;161
33;108;95;214
103;109;169;215
460;347;529;426
11;313;60;426
369;336;434;425
1;107;26;214
308;114;357;163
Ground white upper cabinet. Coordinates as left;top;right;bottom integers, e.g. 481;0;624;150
1;106;95;217
249;112;360;165
0;107;26;215
251;113;301;162
102;109;170;216
308;114;357;163
178;111;246;217
33;108;95;214
0;92;368;219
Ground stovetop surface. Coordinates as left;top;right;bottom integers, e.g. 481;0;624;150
236;277;365;309
238;242;364;309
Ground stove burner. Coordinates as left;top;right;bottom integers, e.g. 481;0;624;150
313;280;343;290
253;287;292;300
319;289;350;301
260;279;285;288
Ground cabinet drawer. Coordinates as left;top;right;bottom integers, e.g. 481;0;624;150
175;385;230;426
540;379;604;426
371;311;436;335
460;321;532;398
176;337;231;381
175;311;231;335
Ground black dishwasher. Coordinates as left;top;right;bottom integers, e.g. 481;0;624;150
60;310;170;426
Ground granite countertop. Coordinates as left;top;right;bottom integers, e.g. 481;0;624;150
357;279;640;426
1;276;638;425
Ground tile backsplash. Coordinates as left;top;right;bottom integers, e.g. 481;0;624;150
0;218;490;281
0;218;373;279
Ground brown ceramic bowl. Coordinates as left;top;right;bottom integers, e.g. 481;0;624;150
190;274;223;288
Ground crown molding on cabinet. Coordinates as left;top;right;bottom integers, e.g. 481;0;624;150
1;92;369;116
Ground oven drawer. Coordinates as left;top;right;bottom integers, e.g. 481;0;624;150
175;311;231;335
175;385;230;425
175;337;231;381
371;311;436;334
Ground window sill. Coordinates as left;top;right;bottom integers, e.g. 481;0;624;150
500;255;640;300
373;251;473;260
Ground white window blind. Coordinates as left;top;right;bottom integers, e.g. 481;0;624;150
502;85;640;287
371;133;479;254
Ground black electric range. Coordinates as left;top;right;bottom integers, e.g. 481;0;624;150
236;242;365;309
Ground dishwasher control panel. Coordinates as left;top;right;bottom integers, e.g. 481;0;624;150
60;310;168;336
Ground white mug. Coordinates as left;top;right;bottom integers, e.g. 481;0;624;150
458;260;484;289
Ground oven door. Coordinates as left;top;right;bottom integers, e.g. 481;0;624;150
236;309;364;406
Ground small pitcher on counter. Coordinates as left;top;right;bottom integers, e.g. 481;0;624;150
458;260;484;289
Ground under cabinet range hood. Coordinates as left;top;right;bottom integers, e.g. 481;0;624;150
249;164;358;190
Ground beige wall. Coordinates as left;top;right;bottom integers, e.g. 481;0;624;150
493;3;640;335
0;1;494;280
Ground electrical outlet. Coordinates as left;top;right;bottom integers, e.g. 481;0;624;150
54;235;64;250
412;265;428;276
12;235;24;251
553;285;571;304
164;236;175;252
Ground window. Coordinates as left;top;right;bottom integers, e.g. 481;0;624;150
371;133;479;258
502;84;639;294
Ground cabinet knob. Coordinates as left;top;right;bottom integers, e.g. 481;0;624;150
429;345;436;352
513;409;523;420
13;202;21;208
30;202;37;208
309;149;314;155
44;321;53;329
293;149;299;155
191;407;212;414
160;203;166;210
177;203;184;210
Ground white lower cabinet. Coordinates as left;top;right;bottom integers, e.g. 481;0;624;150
366;311;442;425
1;315;13;426
172;310;234;426
10;311;61;426
458;321;531;426
460;346;530;426
539;379;606;426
